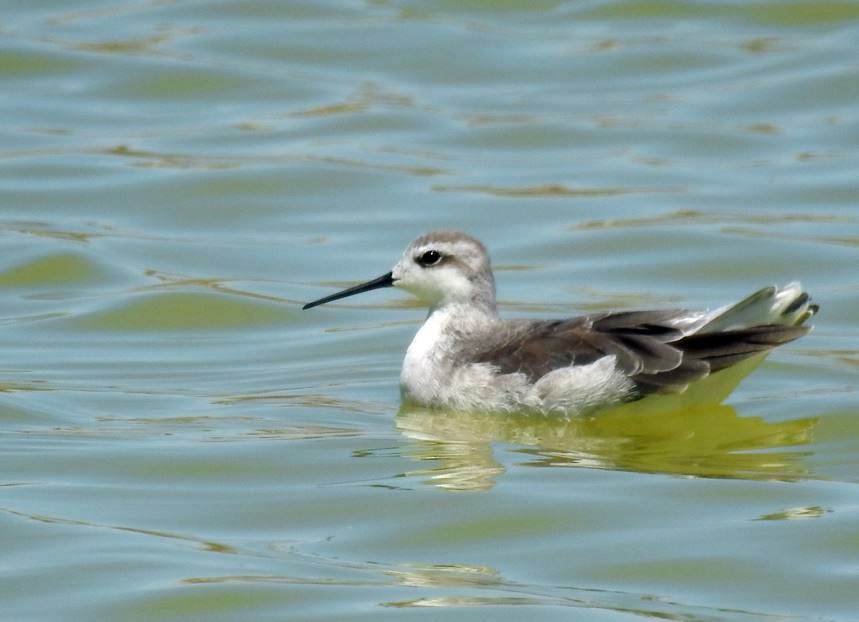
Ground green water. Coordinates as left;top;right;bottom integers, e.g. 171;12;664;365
2;1;858;620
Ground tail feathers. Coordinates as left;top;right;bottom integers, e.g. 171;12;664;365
633;285;816;397
633;324;809;395
680;324;810;373
698;282;818;333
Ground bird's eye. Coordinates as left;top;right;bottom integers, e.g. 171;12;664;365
417;250;442;267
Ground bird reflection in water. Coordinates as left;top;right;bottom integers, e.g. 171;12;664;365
395;357;817;491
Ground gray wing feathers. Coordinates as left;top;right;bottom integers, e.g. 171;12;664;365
475;310;811;397
677;325;809;373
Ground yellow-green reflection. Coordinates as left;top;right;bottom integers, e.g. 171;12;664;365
0;253;115;287
64;292;293;331
397;358;817;491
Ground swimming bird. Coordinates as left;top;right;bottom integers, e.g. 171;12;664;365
303;231;817;415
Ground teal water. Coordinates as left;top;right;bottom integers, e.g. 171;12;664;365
2;1;859;620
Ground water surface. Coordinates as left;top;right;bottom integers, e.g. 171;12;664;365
2;1;858;620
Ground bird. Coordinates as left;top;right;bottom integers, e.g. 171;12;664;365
302;230;817;416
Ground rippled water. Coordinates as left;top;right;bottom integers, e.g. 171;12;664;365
2;1;858;620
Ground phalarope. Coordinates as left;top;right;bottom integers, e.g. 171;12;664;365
303;231;817;415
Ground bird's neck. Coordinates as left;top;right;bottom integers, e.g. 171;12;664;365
403;302;496;380
428;297;498;319
415;302;499;361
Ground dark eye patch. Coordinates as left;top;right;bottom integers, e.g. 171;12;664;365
416;249;442;267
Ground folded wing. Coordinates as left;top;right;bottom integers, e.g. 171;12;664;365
475;310;809;396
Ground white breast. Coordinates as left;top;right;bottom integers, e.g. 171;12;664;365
400;308;452;405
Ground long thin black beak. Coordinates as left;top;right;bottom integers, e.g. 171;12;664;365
302;272;395;310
